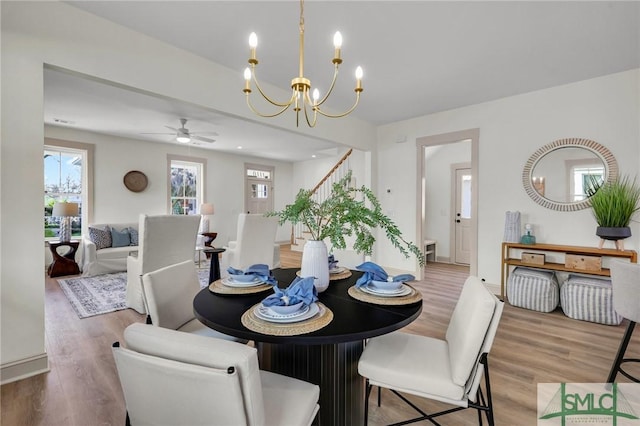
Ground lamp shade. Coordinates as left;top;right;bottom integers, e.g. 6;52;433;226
200;203;215;215
52;202;79;217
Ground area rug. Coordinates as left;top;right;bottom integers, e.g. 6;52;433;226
57;269;210;319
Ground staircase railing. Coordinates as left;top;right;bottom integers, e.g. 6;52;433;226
291;149;353;247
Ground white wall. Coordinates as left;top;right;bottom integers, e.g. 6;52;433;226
44;126;295;245
1;0;374;382
377;69;640;283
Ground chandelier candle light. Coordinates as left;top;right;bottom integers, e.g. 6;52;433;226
243;0;363;127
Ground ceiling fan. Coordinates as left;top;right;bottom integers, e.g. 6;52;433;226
141;118;218;144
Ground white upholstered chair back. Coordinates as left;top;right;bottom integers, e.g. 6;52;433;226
126;214;200;314
445;276;503;390
142;259;200;330
113;323;265;425
222;214;279;272
138;214;201;273
610;260;640;322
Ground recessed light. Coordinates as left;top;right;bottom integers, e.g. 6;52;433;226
311;154;317;158
237;146;243;149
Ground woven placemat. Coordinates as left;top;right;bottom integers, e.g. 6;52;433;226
208;280;274;295
296;269;353;281
348;284;422;305
241;302;333;336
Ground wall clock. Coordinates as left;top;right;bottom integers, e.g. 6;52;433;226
123;170;148;193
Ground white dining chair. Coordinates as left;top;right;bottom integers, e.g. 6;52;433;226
112;323;320;426
126;214;201;314
220;213;280;275
142;260;247;343
607;260;640;383
358;275;504;425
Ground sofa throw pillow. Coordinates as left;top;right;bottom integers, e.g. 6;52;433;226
111;227;131;248
128;227;139;246
89;226;112;250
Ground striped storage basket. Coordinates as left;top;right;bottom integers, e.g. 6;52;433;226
560;275;623;325
507;267;559;312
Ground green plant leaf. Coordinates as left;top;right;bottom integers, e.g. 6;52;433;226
268;170;425;266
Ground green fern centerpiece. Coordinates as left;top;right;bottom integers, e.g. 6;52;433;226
270;170;424;266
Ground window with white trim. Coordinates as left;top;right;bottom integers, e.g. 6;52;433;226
44;145;88;240
169;157;205;215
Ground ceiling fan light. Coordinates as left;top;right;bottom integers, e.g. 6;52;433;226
176;135;191;143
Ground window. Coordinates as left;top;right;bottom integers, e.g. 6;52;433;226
44;145;88;239
168;156;206;215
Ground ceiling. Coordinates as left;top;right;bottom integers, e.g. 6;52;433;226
46;1;640;162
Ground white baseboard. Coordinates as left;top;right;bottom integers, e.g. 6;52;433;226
1;353;49;385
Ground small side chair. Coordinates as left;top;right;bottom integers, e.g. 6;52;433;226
142;259;247;343
607;260;640;383
358;276;504;425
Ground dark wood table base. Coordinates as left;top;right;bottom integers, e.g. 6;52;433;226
257;341;365;426
48;241;80;277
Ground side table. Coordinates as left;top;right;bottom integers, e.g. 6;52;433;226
204;247;226;284
48;240;80;277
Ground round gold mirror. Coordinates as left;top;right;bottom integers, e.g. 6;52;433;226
522;138;618;211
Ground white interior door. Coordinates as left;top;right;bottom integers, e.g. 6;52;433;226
454;167;471;265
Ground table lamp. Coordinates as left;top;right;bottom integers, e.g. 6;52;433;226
52;201;79;243
200;203;215;233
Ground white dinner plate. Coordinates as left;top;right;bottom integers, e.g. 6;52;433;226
360;283;412;297
222;276;264;288
254;303;319;323
329;266;347;274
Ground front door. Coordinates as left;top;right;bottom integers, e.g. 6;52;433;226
454;167;471;265
245;165;274;214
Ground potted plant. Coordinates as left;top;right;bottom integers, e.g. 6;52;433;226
269;170;424;291
585;174;640;250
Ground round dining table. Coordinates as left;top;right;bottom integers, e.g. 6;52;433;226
193;268;422;426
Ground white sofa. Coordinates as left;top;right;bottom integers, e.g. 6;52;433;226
81;223;138;277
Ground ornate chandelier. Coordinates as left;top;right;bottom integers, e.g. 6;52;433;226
243;0;363;128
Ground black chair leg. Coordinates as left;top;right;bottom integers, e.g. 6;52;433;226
608;321;636;383
377;386;382;407
364;380;373;426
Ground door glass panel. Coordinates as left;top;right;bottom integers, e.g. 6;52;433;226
460;174;472;219
251;183;268;199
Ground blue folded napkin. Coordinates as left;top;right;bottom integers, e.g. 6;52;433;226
227;264;277;285
262;276;318;307
354;261;415;288
328;254;339;270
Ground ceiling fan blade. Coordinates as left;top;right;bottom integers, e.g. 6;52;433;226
192;135;216;143
140;132;175;135
165;126;179;132
193;131;219;137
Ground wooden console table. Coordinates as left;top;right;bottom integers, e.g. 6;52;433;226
501;242;637;299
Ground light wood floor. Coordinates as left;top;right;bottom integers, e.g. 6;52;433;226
2;247;638;425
